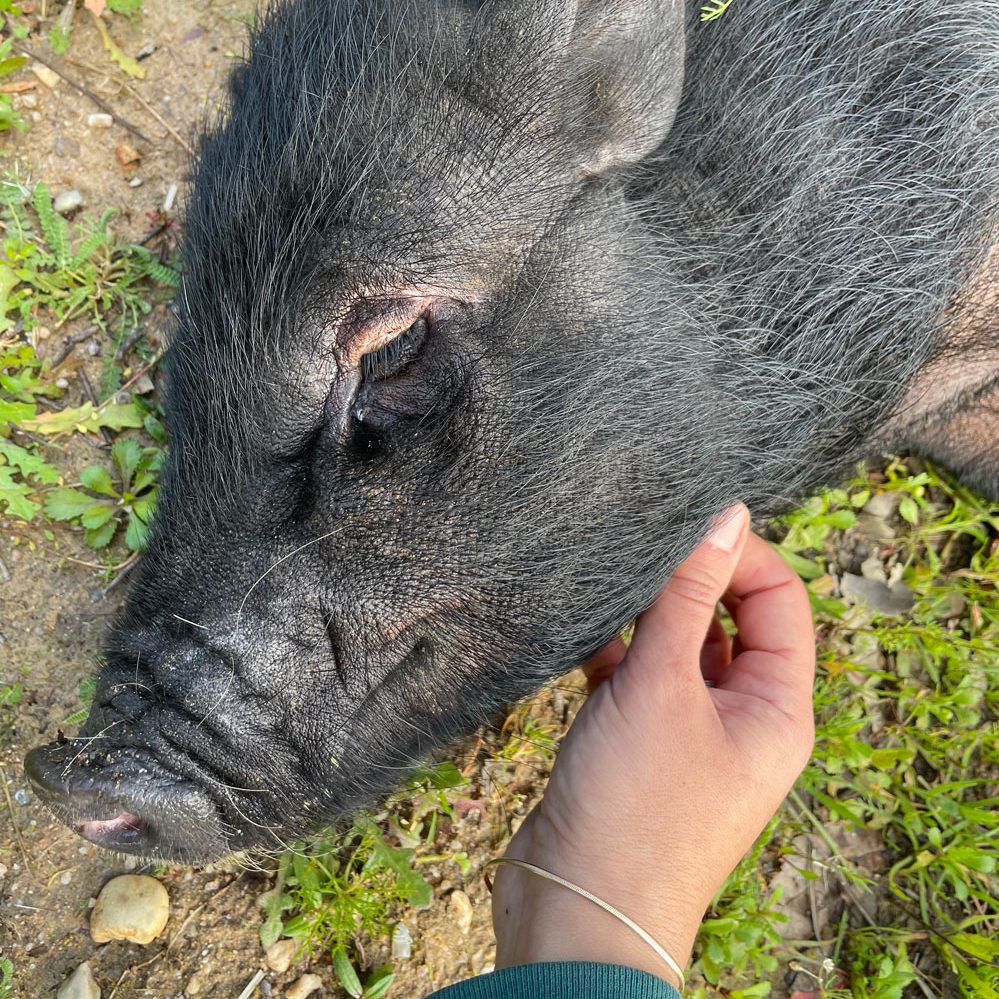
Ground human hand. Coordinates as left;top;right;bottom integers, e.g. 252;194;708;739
491;503;816;988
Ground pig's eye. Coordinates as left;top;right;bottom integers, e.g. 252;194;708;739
361;317;427;381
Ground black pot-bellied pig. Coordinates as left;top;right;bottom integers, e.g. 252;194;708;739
25;0;999;862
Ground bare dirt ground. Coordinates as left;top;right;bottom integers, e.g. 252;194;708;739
0;3;508;996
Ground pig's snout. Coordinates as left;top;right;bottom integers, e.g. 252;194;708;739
24;741;229;862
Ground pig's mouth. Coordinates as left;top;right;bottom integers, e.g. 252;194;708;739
76;811;147;849
24;741;232;863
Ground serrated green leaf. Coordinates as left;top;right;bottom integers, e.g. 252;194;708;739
0;397;35;425
33;182;70;267
948;932;999;961
258;913;283;950
130;492;157;523
85;518;118;549
131;467;158;494
333;952;363;999
111;438;142;491
0;466;40;518
824;509;856;530
44;486;101;520
124;512;150;551
0;440;59;483
80;502;116;530
80;464;117;497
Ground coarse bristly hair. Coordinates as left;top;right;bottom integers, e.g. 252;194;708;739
25;0;999;862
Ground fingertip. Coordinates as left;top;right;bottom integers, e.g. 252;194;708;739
705;502;750;553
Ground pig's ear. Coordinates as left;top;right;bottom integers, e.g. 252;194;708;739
563;0;687;175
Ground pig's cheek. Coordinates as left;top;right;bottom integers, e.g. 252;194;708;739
326;368;362;439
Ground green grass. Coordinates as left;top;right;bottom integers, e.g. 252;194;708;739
0;178;175;553
688;462;998;998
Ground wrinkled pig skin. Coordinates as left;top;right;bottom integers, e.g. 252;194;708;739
26;0;999;862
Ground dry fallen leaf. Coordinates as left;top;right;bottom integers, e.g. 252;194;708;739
84;0;107;15
115;142;141;168
89;12;146;79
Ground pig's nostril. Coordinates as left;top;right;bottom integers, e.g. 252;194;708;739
76;811;148;847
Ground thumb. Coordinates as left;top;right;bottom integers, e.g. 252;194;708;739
625;503;750;687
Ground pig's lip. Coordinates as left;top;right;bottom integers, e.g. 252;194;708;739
24;741;231;862
76;811;147;848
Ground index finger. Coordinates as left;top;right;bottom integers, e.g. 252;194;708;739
718;532;816;722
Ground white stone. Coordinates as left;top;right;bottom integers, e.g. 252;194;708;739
90;874;169;945
391;922;412;959
265;938;296;974
448;890;474;934
30;63;59;89
53;190;82;214
285;974;324;999
87;112;114;128
57;962;101;999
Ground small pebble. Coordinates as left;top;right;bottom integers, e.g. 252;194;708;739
448;889;474;934
53;190;83;214
260;981;273;997
128;176;144;187
136;42;156;60
86;340;102;356
18;93;38;109
59;870;73;885
55;377;70;389
57;962;101;999
13;788;30;805
285;974;323;999
87;112;114;128
391;922;412;959
55;134;81;158
90;874;169;945
30;62;60;89
265;938;296;974
163;182;178;212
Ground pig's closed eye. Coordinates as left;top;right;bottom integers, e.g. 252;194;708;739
361;317;427;381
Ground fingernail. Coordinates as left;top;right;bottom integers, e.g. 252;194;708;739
706;504;748;552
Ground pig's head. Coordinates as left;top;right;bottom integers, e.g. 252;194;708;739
27;0;744;862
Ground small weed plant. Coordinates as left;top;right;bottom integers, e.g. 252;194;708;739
44;437;162;550
259;763;475;996
0;179;177;334
259;818;432;998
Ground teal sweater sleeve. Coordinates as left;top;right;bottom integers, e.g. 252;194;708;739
426;962;683;999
